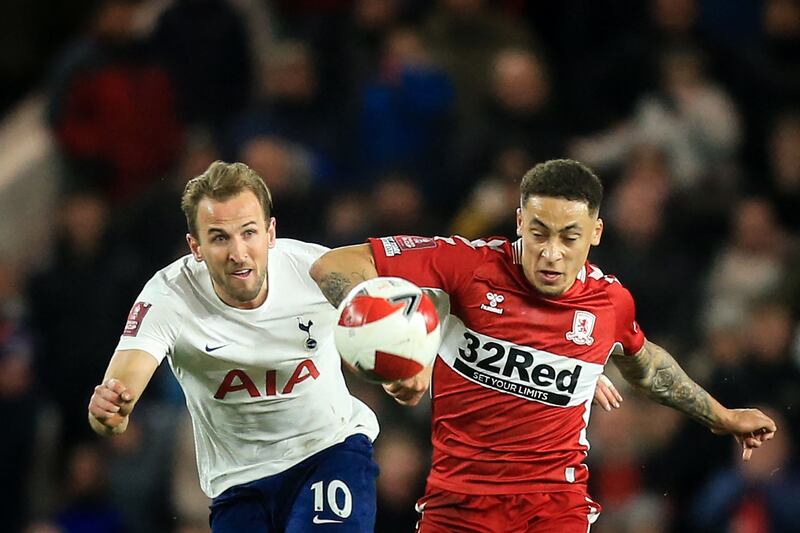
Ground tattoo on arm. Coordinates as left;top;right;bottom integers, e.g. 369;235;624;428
317;271;369;307
612;341;720;428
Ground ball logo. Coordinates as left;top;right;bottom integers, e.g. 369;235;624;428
566;310;596;346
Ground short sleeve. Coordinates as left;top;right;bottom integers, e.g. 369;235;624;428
368;235;484;293
115;276;183;363
611;284;646;356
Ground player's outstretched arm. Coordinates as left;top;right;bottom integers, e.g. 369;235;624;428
611;340;777;461
88;349;158;436
309;244;378;307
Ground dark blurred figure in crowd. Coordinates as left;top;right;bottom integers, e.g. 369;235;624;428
449;47;561;201
0;262;36;533
122;129;219;274
732;0;800;171
338;0;404;98
738;301;800;429
760;110;800;232
374;429;428;533
52;442;125;533
47;0;183;204
370;174;440;237
106;414;176;533
554;0;727;131
357;26;454;190
422;0;534;127
450;147;533;239
691;408;800;533
27;190;142;461
227;40;339;185
152;0;251;129
320;191;376;248
237;134;319;238
572;44;742;196
703;198;789;339
590;147;701;351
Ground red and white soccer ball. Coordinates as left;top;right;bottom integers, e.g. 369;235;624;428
334;277;441;383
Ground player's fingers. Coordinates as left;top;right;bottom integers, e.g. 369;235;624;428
383;382;402;395
105;379;133;402
742;446;752;462
91;395;121;414
95;384;122;404
612;385;623;404
593;393;611;411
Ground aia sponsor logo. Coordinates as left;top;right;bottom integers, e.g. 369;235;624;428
566;310;596;346
214;359;320;399
123;301;152;337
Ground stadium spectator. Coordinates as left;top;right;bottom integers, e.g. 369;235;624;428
47;0;183;204
151;0;252;128
691;409;800;533
0;262;36;533
27;190;143;459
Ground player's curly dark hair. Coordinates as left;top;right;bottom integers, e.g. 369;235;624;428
520;159;603;215
181;160;273;238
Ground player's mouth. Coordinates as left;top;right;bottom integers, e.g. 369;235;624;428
536;270;562;284
229;268;253;280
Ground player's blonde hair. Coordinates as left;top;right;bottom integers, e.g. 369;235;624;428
181;160;273;238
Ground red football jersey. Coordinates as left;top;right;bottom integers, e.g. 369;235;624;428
368;235;645;495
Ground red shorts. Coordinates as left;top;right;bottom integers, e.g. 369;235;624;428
415;485;601;533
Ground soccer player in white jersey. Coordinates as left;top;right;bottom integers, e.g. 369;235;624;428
88;161;379;532
309;159;778;532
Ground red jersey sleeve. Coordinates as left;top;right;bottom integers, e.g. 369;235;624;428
367;235;484;293
609;283;646;355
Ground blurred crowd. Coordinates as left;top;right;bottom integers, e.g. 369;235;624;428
0;0;799;532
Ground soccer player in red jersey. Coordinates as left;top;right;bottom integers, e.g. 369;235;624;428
309;159;777;532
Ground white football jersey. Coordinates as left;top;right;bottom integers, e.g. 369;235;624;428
116;239;379;497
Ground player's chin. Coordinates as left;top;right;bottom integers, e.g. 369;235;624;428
534;283;566;298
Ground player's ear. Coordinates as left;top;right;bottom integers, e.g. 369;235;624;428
187;233;203;262
516;208;523;237
591;218;603;246
267;217;277;249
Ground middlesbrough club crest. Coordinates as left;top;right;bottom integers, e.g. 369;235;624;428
566;310;596;346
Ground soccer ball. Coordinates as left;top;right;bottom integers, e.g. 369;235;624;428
334;277;441;383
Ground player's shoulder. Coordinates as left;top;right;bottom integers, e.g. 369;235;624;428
147;254;210;300
579;263;635;305
274;238;330;266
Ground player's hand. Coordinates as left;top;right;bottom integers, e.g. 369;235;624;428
593;375;622;411
711;408;777;461
88;378;134;433
383;365;432;407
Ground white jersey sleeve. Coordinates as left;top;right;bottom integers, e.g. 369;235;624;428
116;270;185;363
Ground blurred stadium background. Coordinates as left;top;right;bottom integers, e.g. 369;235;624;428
0;0;798;532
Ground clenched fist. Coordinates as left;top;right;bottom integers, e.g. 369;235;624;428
88;378;134;435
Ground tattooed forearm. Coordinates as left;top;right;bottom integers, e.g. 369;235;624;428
612;341;720;429
317;271;368;307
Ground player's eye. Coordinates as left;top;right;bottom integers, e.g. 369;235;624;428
212;234;227;242
244;229;257;237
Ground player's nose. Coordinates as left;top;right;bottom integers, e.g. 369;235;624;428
228;236;249;263
540;242;563;261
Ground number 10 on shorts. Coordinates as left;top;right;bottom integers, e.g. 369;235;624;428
311;480;353;519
